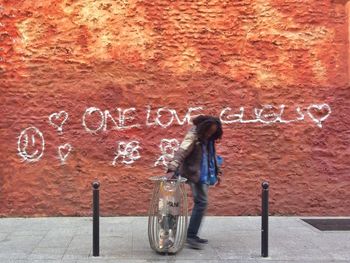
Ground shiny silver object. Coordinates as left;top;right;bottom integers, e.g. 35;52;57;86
148;176;188;254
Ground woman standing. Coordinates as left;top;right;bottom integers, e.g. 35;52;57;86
166;115;223;249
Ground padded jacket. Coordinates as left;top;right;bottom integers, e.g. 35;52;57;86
167;126;222;183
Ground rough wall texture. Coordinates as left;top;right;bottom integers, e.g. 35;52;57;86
0;0;349;217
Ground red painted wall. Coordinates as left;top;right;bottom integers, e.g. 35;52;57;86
1;0;349;216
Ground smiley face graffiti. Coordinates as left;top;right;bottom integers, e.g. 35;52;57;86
17;126;45;162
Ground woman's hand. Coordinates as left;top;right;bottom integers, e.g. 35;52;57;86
215;173;222;186
165;171;176;179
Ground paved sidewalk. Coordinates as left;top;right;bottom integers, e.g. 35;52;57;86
0;216;349;262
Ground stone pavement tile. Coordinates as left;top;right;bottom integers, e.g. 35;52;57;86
174;245;220;260
317;232;350;250
0;232;8;241
203;218;258;232
130;221;148;234
0;218;27;224
89;250;130;259
76;222;134;237
132;238;151;251
67;225;91;235
67;234;91;248
99;249;132;259
88;260;148;263
0;252;31;260
94;234;132;258
0;235;43;252
132;249;176;260
254;260;344;263
62;247;92;261
0;219;26;234
270;226;314;236
208;232;260;250
37;234;72;248
146;259;257;263
58;217;89;224
64;234;93;259
64;246;91;255
101;217;136;224
328;248;350;261
275;231;350;259
0;260;180;263
212;243;255;253
269;225;318;237
44;227;78;236
133;242;152;249
263;248;334;261
270;217;308;224
13;219;58;232
204;228;258;238
100;236;132;250
100;225;132;237
219;261;258;263
10;230;48;237
221;216;304;229
148;260;256;263
62;256;90;261
0;260;65;263
215;261;258;263
27;246;66;260
64;248;92;257
271;235;319;250
215;246;260;261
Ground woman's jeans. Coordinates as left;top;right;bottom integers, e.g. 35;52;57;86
187;182;209;238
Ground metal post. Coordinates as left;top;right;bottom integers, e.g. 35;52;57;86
261;181;269;257
92;181;100;257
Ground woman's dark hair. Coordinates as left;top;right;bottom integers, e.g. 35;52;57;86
192;115;223;141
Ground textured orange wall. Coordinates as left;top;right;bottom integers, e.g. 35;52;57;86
1;0;350;216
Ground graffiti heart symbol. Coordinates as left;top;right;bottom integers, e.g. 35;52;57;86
49;111;68;133
58;143;72;164
307;104;331;128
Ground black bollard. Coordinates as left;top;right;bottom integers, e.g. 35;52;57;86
92;181;100;257
261;181;269;257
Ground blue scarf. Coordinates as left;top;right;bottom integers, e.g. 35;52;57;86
199;140;216;184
